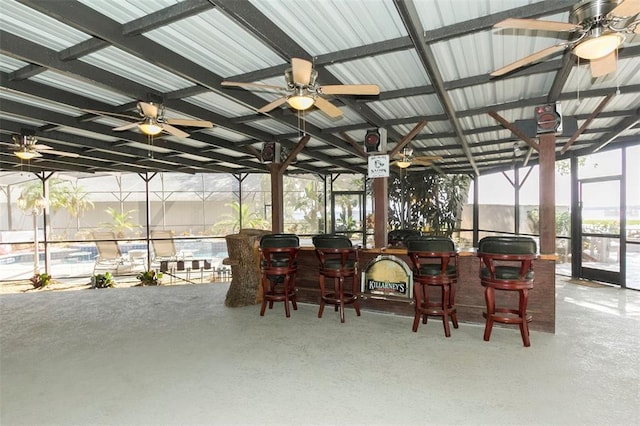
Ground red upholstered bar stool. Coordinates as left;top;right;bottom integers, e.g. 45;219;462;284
259;234;300;318
478;236;537;347
406;236;459;337
312;234;360;323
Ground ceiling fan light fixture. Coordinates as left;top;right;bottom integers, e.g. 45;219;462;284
573;32;624;60
396;160;412;169
138;117;163;135
287;95;315;110
14;149;38;160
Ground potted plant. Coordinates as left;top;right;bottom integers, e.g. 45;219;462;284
91;272;115;288
30;272;52;289
136;270;163;286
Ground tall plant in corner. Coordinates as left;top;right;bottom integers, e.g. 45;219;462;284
388;171;470;237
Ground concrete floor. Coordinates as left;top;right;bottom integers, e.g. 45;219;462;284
1;278;638;426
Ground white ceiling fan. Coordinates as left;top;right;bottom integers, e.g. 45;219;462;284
86;101;213;138
491;0;640;78
11;132;79;161
221;57;380;118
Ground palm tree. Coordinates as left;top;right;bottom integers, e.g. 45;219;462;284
100;207;142;238
211;201;269;234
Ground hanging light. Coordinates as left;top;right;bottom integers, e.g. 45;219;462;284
14;148;39;160
17;194;27;210
287;95;315;110
573;29;624;60
396;160;412;169
138;117;163;136
287;87;315;110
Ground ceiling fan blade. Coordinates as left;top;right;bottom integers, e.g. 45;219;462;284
166;118;213;128
291;58;313;85
161;123;189;138
314;97;342;118
221;81;287;91
32;144;52;150
83;109;139;120
46;150;80;158
413;159;434;166
113;122;139;132
610;0;640;17
491;44;566;76
414;155;443;161
257;97;288;113
318;84;380;95
494;18;581;32
139;102;158;118
590;52;617;77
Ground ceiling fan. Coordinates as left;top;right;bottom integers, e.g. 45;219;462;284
86;101;213;138
11;132;79;161
491;0;640;78
392;148;442;169
221;57;380;118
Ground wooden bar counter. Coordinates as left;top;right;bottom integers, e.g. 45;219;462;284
295;247;556;333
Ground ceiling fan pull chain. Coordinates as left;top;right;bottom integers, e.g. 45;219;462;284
615;48;620;95
147;134;153;158
577;56;581;104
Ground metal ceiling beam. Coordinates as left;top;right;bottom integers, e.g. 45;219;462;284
210;0;397;142
0;33;357;174
0;102;244;174
122;0;214;35
394;0;479;176
229;0;577;82
16;0;363;167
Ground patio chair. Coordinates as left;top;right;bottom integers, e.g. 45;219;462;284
150;230;176;272
150;230;193;274
92;231;138;275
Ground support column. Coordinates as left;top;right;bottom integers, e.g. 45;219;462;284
373;177;388;248
269;163;284;233
538;133;556;254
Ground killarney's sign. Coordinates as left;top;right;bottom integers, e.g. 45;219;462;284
361;255;412;299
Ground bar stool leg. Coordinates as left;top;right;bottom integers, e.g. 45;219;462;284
291;272;298;311
519;289;531;347
318;275;326;318
442;285;451;337
450;281;459;329
352;276;360;317
283;275;291;318
338;276;345;323
483;286;495;341
260;275;269;316
412;282;422;332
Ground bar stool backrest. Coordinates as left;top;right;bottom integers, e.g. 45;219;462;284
388;229;421;248
478;236;536;255
478;236;537;281
260;234;299;268
406;236;457;277
260;233;299;249
406;235;455;253
312;234;352;249
312;234;356;270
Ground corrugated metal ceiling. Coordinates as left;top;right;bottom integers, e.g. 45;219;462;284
1;0;639;177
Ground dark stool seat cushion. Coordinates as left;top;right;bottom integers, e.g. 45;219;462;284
481;266;534;280
419;264;457;276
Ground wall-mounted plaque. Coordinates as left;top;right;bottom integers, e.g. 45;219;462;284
360;255;412;299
